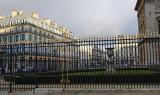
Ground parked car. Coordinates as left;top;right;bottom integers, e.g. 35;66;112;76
23;67;34;72
122;64;128;67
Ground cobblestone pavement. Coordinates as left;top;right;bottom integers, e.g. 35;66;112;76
0;91;160;95
36;91;160;95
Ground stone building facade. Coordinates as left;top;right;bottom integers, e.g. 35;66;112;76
135;0;160;65
135;0;160;34
0;10;77;73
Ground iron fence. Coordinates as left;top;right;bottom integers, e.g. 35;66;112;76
0;34;160;92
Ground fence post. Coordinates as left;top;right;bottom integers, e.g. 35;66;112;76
35;43;38;88
9;45;12;93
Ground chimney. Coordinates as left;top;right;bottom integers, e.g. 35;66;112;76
18;9;23;15
31;12;38;19
70;31;72;34
44;18;50;24
65;29;69;33
0;15;5;19
59;26;65;30
51;22;57;27
12;10;18;17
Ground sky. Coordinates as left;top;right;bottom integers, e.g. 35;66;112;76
0;0;138;37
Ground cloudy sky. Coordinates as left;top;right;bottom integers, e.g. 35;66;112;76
0;0;138;37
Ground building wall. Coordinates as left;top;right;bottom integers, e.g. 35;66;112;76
0;10;77;72
138;39;160;65
135;0;160;34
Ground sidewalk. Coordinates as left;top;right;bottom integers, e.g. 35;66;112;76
0;91;160;95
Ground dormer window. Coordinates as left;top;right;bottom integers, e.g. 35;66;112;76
39;23;41;27
4;23;6;27
10;21;13;26
16;20;19;24
22;19;25;24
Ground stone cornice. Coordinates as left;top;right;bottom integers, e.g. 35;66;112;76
135;0;144;11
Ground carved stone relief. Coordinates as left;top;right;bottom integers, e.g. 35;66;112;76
150;0;155;4
156;0;160;10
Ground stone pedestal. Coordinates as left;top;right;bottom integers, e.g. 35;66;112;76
105;48;116;73
105;63;116;73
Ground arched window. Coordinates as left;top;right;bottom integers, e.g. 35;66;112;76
47;33;50;38
39;31;42;35
29;27;32;32
34;29;37;34
51;35;54;39
39;37;42;41
43;32;46;37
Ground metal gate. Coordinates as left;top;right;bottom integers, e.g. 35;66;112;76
0;34;160;92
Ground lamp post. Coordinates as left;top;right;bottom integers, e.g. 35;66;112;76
0;46;5;69
0;46;6;80
106;48;116;73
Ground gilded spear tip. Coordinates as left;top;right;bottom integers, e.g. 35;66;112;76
99;36;101;40
86;37;88;40
112;35;114;39
91;36;93;40
96;36;98;40
131;34;133;38
134;34;136;38
143;34;146;37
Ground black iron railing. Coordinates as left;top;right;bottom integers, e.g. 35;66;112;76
0;34;160;92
